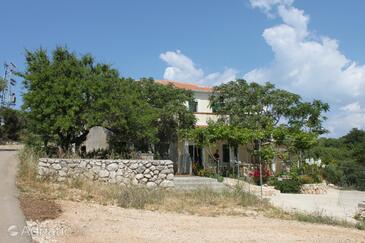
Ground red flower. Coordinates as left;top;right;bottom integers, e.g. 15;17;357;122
249;167;271;178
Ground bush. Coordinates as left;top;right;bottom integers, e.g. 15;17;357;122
322;160;365;190
291;163;322;184
272;178;302;193
216;175;224;182
249;166;271;185
322;163;342;185
299;175;315;184
18;146;44;185
197;168;216;178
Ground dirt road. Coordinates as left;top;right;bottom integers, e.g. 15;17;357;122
271;188;365;223
47;201;364;243
0;148;31;242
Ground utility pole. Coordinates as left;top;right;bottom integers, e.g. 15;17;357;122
1;62;16;107
255;138;263;200
259;140;263;200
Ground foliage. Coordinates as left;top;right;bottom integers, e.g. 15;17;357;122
0;107;25;142
270;162;323;193
19;47;195;158
100;77;158;155
196;168;224;182
183;79;328;176
197;168;216;177
272;177;302;193
309;128;365;190
19;47;119;153
210;79;329;133
182;122;261;148
249;166;271;184
0;77;6;91
138;78;195;157
216;175;224;182
290;164;322;184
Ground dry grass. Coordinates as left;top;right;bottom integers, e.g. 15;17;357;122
17;146;364;230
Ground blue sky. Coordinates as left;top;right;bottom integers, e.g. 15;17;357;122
2;0;365;137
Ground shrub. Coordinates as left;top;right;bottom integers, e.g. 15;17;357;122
299;175;315;184
291;163;322;184
272;178;302;193
216;175;224;182
322;163;342;184
18;146;43;185
197;168;216;178
249;166;271;185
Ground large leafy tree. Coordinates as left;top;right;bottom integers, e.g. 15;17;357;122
139;78;196;158
209;79;329;160
210;79;329;134
19;47;118;153
342;128;365;165
0;107;25;142
100;77;158;155
309;128;365;190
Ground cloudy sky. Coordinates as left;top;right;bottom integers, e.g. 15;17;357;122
2;0;365;137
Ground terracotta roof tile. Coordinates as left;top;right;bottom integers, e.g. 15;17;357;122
156;80;213;92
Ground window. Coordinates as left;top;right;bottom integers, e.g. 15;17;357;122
211;96;224;113
188;100;198;112
211;103;220;113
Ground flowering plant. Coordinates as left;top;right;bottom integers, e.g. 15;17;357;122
249;166;271;184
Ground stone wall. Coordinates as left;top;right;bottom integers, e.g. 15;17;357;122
358;202;365;219
300;183;327;194
38;158;174;188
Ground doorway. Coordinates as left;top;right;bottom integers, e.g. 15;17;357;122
189;145;203;175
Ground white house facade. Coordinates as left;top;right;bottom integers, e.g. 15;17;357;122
157;80;253;175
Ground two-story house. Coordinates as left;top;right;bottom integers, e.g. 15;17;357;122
157;80;252;175
84;79;254;175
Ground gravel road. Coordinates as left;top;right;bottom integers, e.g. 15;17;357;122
47;200;365;243
0;147;31;242
270;188;365;222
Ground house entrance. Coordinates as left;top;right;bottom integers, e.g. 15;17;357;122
189;145;203;175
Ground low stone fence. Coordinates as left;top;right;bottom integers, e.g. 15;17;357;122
223;177;280;197
358;201;365;219
38;158;174;188
300;183;327;194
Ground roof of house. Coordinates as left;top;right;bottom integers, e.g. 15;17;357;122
156;80;213;92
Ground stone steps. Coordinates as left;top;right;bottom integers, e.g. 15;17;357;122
173;176;228;191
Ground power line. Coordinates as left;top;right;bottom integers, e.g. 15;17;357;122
1;62;16;107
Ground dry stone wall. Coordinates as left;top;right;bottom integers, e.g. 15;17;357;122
300;183;327;194
38;158;174;188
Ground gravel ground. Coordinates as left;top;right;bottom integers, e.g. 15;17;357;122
270;188;365;223
45;200;364;243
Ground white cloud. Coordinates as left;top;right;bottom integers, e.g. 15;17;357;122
340;102;362;113
250;0;293;17
246;0;365;136
160;50;204;83
160;50;237;84
327;112;365;136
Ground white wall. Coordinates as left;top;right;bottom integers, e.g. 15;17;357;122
195;113;218;126
194;92;212;113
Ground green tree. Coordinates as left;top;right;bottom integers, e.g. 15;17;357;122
309;128;365;190
0;77;6;91
0;107;25;142
210;79;329;133
139;78;196;158
19;47;118;154
342;128;365;165
100;77;158;155
209;79;329;164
